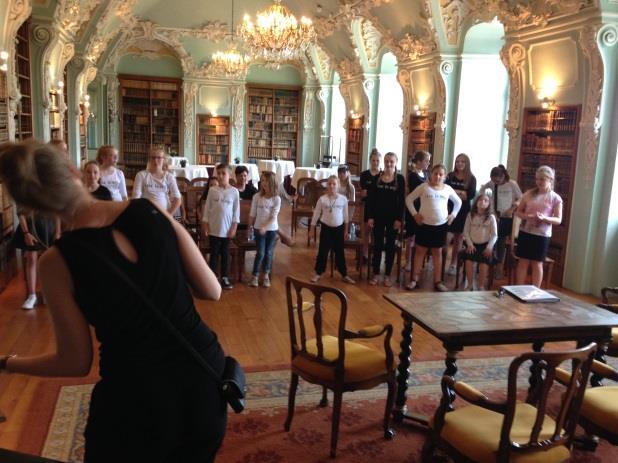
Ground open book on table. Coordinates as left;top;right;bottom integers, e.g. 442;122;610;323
501;285;560;303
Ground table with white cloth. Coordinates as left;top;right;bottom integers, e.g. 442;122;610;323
257;159;296;185
290;167;338;189
168;157;190;167
169;165;209;181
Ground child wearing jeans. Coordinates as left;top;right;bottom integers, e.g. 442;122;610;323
310;175;355;284
202;164;239;290
461;192;498;290
248;172;281;288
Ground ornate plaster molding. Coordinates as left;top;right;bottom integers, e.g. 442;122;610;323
397;68;413;134
500;41;527;173
316;86;331;134
439;0;593;46
579;24;604;189
313;45;332;82
106;75;119;143
337;58;363;81
54;0;101;39
183;81;198;156
32;24;55;111
230;84;246;158
84;0;138;65
433;57;448;141
599;23;618;47
303;89;316;130
313;0;393;38
361;20;382;69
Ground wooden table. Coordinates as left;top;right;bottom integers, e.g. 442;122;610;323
169;165;209;181
290;167;338;189
383;290;618;426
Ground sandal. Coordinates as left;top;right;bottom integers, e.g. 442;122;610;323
405;280;417;291
383;276;393;287
368;276;379;286
434;281;449;292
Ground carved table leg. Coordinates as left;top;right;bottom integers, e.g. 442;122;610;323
444;349;459;411
527;341;545;404
591;342;608;388
394;314;413;423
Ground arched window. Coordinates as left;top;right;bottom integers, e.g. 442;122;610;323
376;52;404;169
330;72;347;163
453;20;509;185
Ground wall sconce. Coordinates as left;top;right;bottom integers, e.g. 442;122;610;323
540;96;555;110
413;104;426;116
82;94;91;109
56;80;64;94
0;51;8;72
349;110;360;119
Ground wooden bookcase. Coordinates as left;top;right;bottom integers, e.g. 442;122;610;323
407;112;436;167
197;115;230;165
15;18;33;141
518;105;580;286
246;86;299;161
345;116;364;175
79;103;87;163
119;75;181;180
0;72;16;293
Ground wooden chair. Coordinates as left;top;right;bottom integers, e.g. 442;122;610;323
597;287;618;358
190;176;209;187
234;199;257;282
329;200;365;279
556;360;618;446
454;250;496;290
184;186;206;244
175;177;190;195
367;224;404;284
505;216;555;288
284;276;396;457
425;343;597;462
290;177;318;239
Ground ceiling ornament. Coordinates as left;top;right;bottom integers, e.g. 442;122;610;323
361;20;382;68
312;45;333;81
54;0;101;38
211;0;250;78
440;0;592;46
397;32;436;61
313;0;393;38
337;57;362;80
239;0;316;67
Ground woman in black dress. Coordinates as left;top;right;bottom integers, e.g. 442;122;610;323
445;153;476;276
83;161;112;201
404;150;431;273
0;140;227;462
359;149;381;261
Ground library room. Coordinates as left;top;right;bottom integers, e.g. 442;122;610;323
0;0;617;461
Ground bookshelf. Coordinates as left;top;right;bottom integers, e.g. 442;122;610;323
345;116;364;175
518;105;580;286
79;103;87;163
119;75;181;180
0;72;16;291
406;112;436;168
15;18;32;141
246;86;299;161
197;115;230;165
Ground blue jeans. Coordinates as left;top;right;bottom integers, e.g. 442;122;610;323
252;230;278;275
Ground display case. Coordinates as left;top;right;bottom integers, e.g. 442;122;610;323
518;105;580;286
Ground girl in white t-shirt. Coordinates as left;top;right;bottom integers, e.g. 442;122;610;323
97;145;128;202
405;164;462;292
462;192;498;290
310;176;355;284
132;148;181;215
248;171;281;288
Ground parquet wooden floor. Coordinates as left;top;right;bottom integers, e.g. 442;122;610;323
0;200;596;451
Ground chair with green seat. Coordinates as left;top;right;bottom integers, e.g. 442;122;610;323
598;287;618;358
284;276;396;458
424;343;596;462
556;360;618;447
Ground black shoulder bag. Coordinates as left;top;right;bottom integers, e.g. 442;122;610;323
73;240;246;413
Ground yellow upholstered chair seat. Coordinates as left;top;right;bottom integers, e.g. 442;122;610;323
580;386;618;433
436;402;570;463
608;327;618;357
292;335;386;383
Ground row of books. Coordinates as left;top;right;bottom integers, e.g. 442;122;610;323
249;130;271;138
527;111;578;132
273;148;295;158
122;89;149;98
274;123;297;132
122;106;150;116
248;139;271;147
199;135;229;144
348;129;362;142
248;97;273;106
199;145;228;154
248;104;273;114
522;134;575;154
273;140;295;148
247;147;271;158
521;153;572;172
274;115;296;123
123;143;150;154
249;114;273;123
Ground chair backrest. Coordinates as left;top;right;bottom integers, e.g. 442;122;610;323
295;178;318;208
511;215;522;241
498;343;596;457
190;177;209;187
185;186;206;224
176;177;191;194
285;276;348;374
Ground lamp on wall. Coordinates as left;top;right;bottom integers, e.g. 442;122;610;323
540;96;555;110
0;51;8;72
413;104;426;116
349;110;361;119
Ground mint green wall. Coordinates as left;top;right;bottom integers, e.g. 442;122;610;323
197;85;231;116
117;55;183;78
246;65;304;86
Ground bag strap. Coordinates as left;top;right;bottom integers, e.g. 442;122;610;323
72;239;223;388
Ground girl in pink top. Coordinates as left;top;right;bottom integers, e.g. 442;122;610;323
515;165;562;287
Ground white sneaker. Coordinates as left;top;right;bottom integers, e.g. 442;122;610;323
447;265;457;276
262;275;271;288
342;275;356;284
310;274;321;283
22;294;37;310
248;275;259;287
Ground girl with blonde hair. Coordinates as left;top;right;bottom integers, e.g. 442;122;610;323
132;147;181;216
96;145;127;201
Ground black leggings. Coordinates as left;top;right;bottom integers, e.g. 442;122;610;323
209;236;230;278
315;223;347;277
372;219;397;276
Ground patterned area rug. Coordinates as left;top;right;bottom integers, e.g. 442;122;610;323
27;357;618;462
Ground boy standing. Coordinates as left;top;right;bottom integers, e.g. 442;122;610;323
202;164;240;289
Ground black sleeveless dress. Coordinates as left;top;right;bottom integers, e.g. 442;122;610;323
55;199;226;463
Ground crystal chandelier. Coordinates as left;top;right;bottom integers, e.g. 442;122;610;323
211;0;249;77
239;0;316;65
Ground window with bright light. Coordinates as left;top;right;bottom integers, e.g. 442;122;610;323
376;53;404;169
453;20;509;186
330;78;347;164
